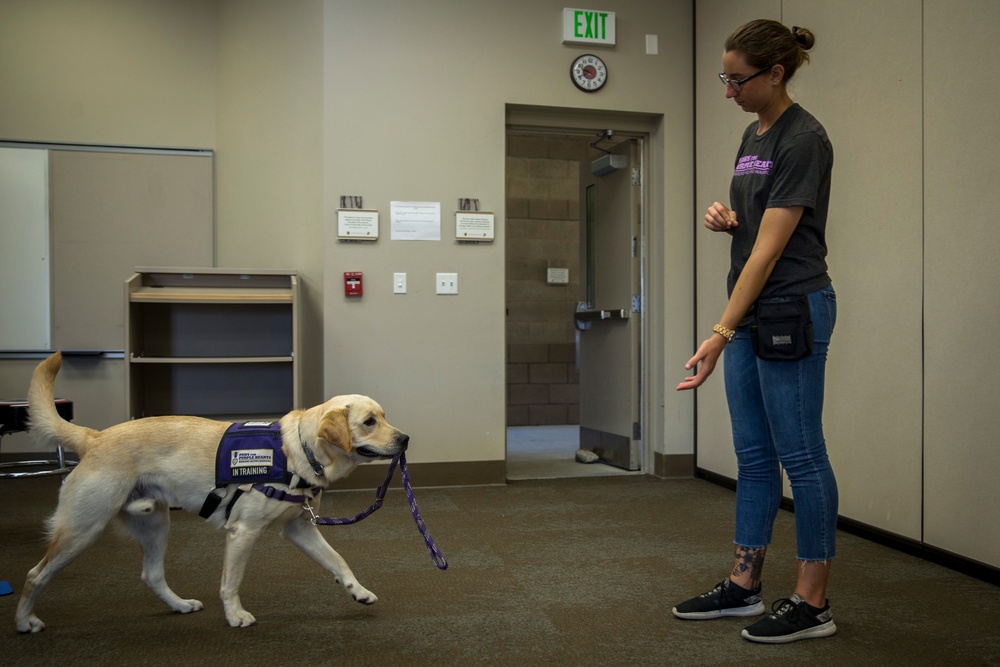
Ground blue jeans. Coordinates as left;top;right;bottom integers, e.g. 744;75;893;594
723;285;838;561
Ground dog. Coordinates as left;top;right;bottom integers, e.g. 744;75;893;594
15;352;408;632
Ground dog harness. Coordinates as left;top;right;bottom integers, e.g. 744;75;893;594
198;421;315;520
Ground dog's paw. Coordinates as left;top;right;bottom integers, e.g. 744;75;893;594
16;614;45;634
226;609;257;628
172;598;204;614
347;583;378;605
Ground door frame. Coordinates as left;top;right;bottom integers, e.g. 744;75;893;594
505;105;661;474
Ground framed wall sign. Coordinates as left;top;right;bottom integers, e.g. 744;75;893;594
455;211;495;241
337;209;379;241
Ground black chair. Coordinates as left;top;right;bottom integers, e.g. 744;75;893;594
0;399;76;478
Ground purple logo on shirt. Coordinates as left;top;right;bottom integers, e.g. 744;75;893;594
735;154;773;176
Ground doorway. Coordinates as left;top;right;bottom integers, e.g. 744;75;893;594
505;125;646;480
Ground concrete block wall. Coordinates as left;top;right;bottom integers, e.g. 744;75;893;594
505;133;588;426
506;342;579;425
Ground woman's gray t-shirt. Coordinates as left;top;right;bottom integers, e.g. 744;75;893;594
727;103;833;301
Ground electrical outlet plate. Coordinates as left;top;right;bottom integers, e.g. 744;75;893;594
436;272;458;294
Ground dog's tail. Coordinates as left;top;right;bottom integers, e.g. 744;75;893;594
27;351;98;456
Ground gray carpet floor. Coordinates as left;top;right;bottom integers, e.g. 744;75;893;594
2;473;998;666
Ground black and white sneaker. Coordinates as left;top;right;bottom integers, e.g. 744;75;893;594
741;594;837;644
672;579;764;620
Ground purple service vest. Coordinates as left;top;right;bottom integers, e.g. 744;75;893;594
214;420;289;485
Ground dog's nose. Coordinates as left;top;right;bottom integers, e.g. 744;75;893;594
397;433;409;450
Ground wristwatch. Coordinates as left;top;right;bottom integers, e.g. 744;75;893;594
712;324;735;343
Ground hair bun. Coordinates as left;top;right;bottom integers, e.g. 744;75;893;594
791;26;815;50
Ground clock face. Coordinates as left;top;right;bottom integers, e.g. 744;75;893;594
571;54;607;92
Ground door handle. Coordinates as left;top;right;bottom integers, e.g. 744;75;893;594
574;308;630;322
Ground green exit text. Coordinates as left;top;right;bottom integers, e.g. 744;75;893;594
574;10;609;40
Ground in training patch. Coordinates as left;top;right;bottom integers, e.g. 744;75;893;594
215;421;288;485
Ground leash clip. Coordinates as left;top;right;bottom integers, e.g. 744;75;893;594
303;500;320;525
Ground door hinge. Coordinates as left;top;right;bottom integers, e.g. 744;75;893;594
631;294;641;313
631;167;641;186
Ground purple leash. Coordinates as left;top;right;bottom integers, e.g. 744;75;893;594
297;452;448;570
398;453;449;570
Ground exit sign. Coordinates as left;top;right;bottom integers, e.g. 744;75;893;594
562;8;616;45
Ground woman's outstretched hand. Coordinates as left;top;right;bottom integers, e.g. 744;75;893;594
676;335;727;391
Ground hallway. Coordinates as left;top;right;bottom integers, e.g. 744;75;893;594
506;425;641;481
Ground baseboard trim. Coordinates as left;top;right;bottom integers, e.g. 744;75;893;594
0;453;507;489
653;452;694;478
333;459;507;490
696;467;1000;587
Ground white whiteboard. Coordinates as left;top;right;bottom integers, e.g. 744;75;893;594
0;147;49;349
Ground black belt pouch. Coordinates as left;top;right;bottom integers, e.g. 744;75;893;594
751;295;813;361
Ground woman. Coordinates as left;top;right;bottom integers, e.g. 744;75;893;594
672;19;838;644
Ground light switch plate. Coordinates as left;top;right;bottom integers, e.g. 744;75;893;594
436;272;458;294
393;272;406;294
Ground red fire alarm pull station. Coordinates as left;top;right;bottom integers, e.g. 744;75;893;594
344;271;363;297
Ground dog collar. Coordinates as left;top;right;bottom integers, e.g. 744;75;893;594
297;422;327;478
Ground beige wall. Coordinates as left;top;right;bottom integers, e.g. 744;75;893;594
0;0;221;437
694;0;999;568
922;0;1000;568
321;0;693;469
0;0;328;418
215;0;325;404
1;0;695;467
0;0;218;148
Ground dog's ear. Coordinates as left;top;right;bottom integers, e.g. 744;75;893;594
317;407;352;453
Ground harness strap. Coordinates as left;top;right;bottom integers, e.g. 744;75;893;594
284;472;317;489
198;492;223;519
250;483;320;505
199;472;314;520
225;488;245;519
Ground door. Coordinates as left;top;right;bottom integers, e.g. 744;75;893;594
577;138;642;470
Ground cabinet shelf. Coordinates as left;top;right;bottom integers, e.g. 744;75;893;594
129;355;293;364
129;286;293;304
125;268;299;421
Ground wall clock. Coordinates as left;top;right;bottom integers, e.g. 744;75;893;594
570;54;607;92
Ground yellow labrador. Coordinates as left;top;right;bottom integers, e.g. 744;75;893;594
15;352;408;632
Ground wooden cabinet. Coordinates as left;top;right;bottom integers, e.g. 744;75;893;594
125;268;298;421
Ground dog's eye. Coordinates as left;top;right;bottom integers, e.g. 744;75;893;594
363;416;377;427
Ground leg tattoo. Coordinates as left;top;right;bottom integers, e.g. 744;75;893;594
731;546;766;589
